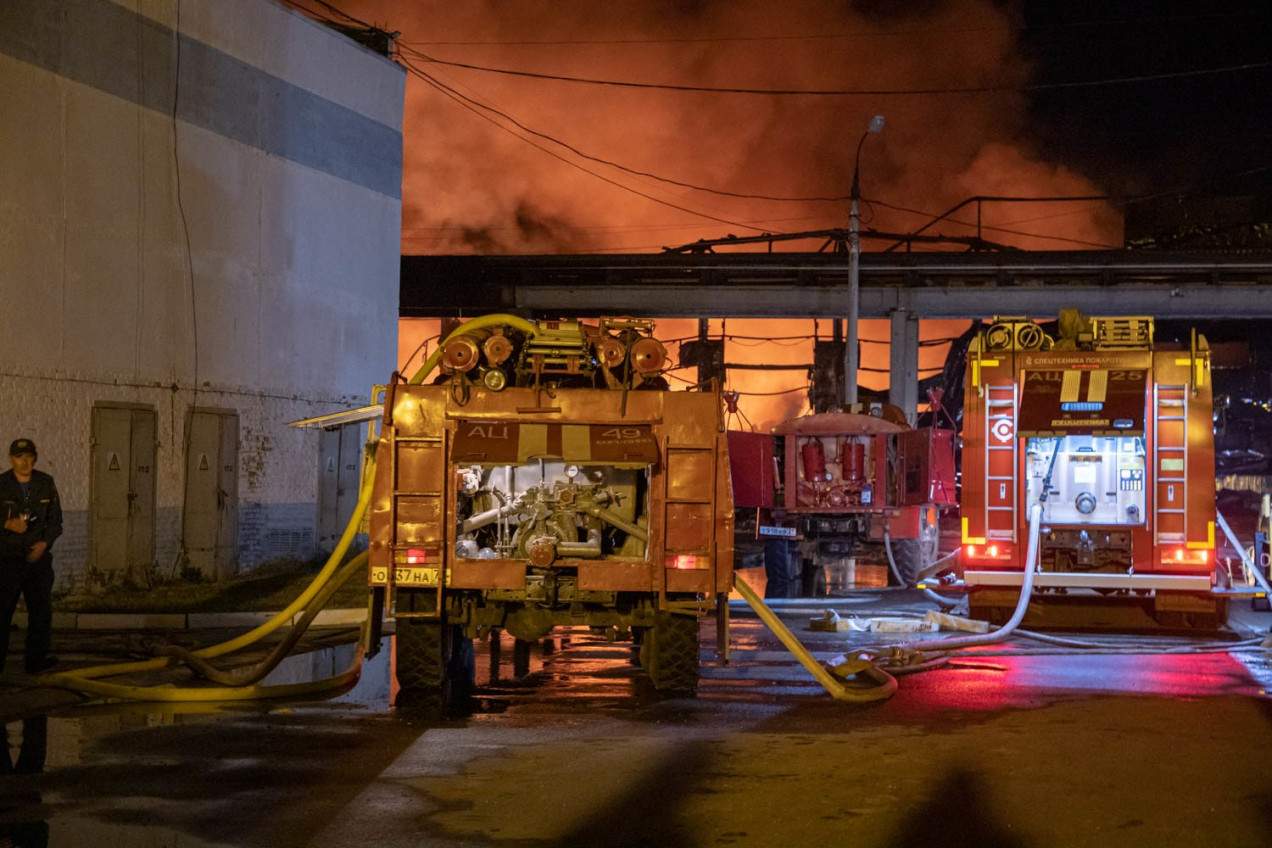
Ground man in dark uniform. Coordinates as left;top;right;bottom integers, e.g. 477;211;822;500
0;439;61;675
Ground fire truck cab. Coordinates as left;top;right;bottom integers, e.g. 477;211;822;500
961;310;1221;628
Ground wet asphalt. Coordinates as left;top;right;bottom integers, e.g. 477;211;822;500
1;595;1271;848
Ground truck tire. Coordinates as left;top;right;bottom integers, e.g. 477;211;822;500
889;538;922;587
395;617;474;708
638;612;700;695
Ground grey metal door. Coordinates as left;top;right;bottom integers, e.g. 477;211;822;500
183;410;239;580
317;423;364;550
90;406;156;582
127;410;157;579
336;423;362;540
317;427;341;549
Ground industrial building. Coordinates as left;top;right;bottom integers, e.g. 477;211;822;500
0;0;403;587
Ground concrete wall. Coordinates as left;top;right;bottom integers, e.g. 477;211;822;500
0;0;404;586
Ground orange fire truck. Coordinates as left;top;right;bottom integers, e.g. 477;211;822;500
368;317;734;703
960;310;1220;627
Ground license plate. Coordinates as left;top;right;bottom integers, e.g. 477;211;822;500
394;566;440;587
758;525;797;538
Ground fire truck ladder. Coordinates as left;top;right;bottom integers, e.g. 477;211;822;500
985;384;1018;542
1153;384;1188;544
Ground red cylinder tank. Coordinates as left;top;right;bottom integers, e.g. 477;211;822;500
840;439;866;488
801;438;827;482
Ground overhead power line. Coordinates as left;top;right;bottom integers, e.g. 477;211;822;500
401;55;1127;250
398;56;776;234
406;50;1272;97
401;11;1267;47
397;46;849;203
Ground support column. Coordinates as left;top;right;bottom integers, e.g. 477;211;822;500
889;309;920;425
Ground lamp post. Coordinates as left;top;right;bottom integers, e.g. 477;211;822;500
845;114;885;408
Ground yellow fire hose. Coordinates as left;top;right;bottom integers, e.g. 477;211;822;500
408;313;537;385
733;575;898;703
38;463;377;702
37;314;898;706
36;313;537;704
32;315;541;702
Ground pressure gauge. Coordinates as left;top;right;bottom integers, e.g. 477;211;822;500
565;464;579;479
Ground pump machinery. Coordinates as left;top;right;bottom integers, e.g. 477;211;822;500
368;317;734;703
729;409;956;593
961;310;1222;628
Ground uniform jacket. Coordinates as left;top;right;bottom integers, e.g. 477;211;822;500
0;469;63;561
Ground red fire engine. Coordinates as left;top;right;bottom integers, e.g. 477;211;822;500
960;311;1221;627
729;407;956;592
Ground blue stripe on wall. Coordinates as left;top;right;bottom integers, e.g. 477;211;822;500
0;0;402;199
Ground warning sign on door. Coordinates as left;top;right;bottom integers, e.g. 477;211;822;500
198;453;210;471
107;452;121;471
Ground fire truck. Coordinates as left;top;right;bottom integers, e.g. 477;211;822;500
729;409;956;594
960;310;1221;628
368;318;734;703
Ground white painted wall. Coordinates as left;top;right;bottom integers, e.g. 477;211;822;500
0;0;404;585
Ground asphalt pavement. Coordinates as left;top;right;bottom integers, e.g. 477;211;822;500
0;594;1269;847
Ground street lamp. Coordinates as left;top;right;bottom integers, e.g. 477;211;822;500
844;114;885;408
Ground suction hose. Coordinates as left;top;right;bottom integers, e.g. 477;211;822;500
42;315;542;702
733;573;898;702
156;551;368;686
885;500;1043;666
39;457;378;702
408;314;537;385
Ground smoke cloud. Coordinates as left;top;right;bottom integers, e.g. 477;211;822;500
329;0;1121;252
346;0;1119;426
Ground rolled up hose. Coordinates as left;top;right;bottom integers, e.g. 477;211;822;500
879;502;1043;669
409;314;537;385
156;552;368;686
38;459;377;701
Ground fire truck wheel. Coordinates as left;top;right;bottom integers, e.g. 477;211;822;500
639;613;700;695
890;538;922;587
395;618;474;708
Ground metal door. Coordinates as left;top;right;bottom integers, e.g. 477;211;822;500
317;423;365;550
90;406;157;582
336;424;363;537
183;410;239;580
317;427;341;549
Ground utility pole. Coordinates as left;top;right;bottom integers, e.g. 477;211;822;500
844;115;885;408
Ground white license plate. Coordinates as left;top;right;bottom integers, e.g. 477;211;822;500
758;525;797;538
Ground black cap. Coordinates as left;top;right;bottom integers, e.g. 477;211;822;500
9;439;36;457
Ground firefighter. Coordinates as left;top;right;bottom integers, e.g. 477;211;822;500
0;439;62;675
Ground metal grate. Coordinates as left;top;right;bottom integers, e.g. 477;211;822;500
1093;316;1154;349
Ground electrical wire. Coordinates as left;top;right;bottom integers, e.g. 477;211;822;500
399;11;1269;47
868;196;1122;249
407;49;1272;98
399;56;776;234
396;50;839;209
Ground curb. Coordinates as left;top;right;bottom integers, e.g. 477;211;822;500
11;608;369;631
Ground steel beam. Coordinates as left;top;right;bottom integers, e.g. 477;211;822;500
888;309;919;424
401;252;1272;319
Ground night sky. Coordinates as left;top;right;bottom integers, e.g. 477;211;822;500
1020;1;1271;198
